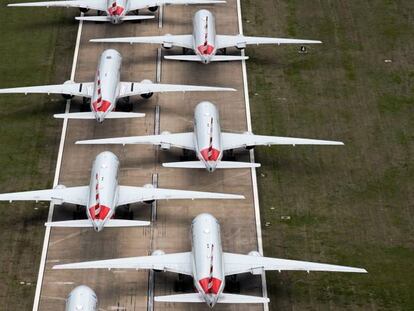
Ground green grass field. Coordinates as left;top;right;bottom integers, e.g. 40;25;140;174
242;0;414;310
0;3;76;309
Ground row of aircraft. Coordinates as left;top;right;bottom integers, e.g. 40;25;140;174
2;1;367;310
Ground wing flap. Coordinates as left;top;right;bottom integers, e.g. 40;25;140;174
8;0;107;10
53;252;193;275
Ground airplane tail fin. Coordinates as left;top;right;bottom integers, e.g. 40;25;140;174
162;161;260;169
164;55;249;62
155;293;269;304
75;15;155;22
45;219;150;227
53;112;145;119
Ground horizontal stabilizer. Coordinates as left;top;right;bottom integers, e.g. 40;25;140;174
162;161;260;169
53;112;145;119
155;293;269;304
164;55;249;62
45;219;150;228
76;15;154;22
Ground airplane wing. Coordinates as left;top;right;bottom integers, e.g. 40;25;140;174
0;186;89;206
223;253;367;276
129;0;225;11
117;185;244;206
216;35;322;49
0;82;94;98
8;0;107;11
53;252;193;275
221;133;344;150
118;82;235;98
155;293;269;303
91;35;194;49
76;132;195;150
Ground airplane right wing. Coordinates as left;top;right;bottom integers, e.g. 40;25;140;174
0;186;89;206
223;253;367;276
216;35;322;49
91;34;194;49
76;132;195;150
117;185;244;206
8;0;107;11
0;82;94;98
221;133;344;150
53;252;193;275
129;0;225;11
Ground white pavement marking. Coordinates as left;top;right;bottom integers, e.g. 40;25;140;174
236;0;269;309
158;5;164;28
32;14;84;311
156;48;162;83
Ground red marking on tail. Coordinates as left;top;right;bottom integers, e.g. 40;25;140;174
88;204;110;220
92;99;111;112
199;277;222;294
108;2;124;16
200;147;220;161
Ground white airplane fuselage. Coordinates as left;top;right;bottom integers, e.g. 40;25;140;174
86;151;120;231
191;213;225;307
193;101;223;172
192;10;217;64
105;0;129;24
91;49;122;122
66;285;97;311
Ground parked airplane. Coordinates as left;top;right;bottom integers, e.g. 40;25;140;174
66;285;97;311
8;0;225;24
91;9;322;63
76;101;344;172
0;49;235;123
54;213;367;307
0;152;244;232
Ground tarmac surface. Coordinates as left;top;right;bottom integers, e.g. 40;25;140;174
37;2;265;310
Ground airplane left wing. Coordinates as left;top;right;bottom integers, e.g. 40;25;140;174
0;186;89;206
53;252;193;275
129;0;225;11
0;82;94;98
117;185;244;206
76;132;195;150
223;253;367;276
221;133;344;150
8;0;107;11
216;35;322;49
119;82;235;98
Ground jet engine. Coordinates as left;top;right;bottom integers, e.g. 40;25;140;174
235;42;246;50
61;80;75;99
52;185;66;205
148;6;158;12
79;7;89;13
151;250;165;272
162;35;174;49
243;131;255;150
143;183;155;204
140;79;154;99
160;131;171;150
248;251;262;257
248;251;264;275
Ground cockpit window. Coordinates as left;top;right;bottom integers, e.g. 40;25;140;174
106;56;112;59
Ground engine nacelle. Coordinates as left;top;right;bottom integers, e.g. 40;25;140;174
143;183;155;204
236;43;246;50
79;7;89;13
61;80;75;99
162;35;173;49
52;185;66;205
160;131;171;150
248;251;262;257
151;250;165;271
140;79;154;99
248;251;263;275
152;249;165;256
148;6;158;12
